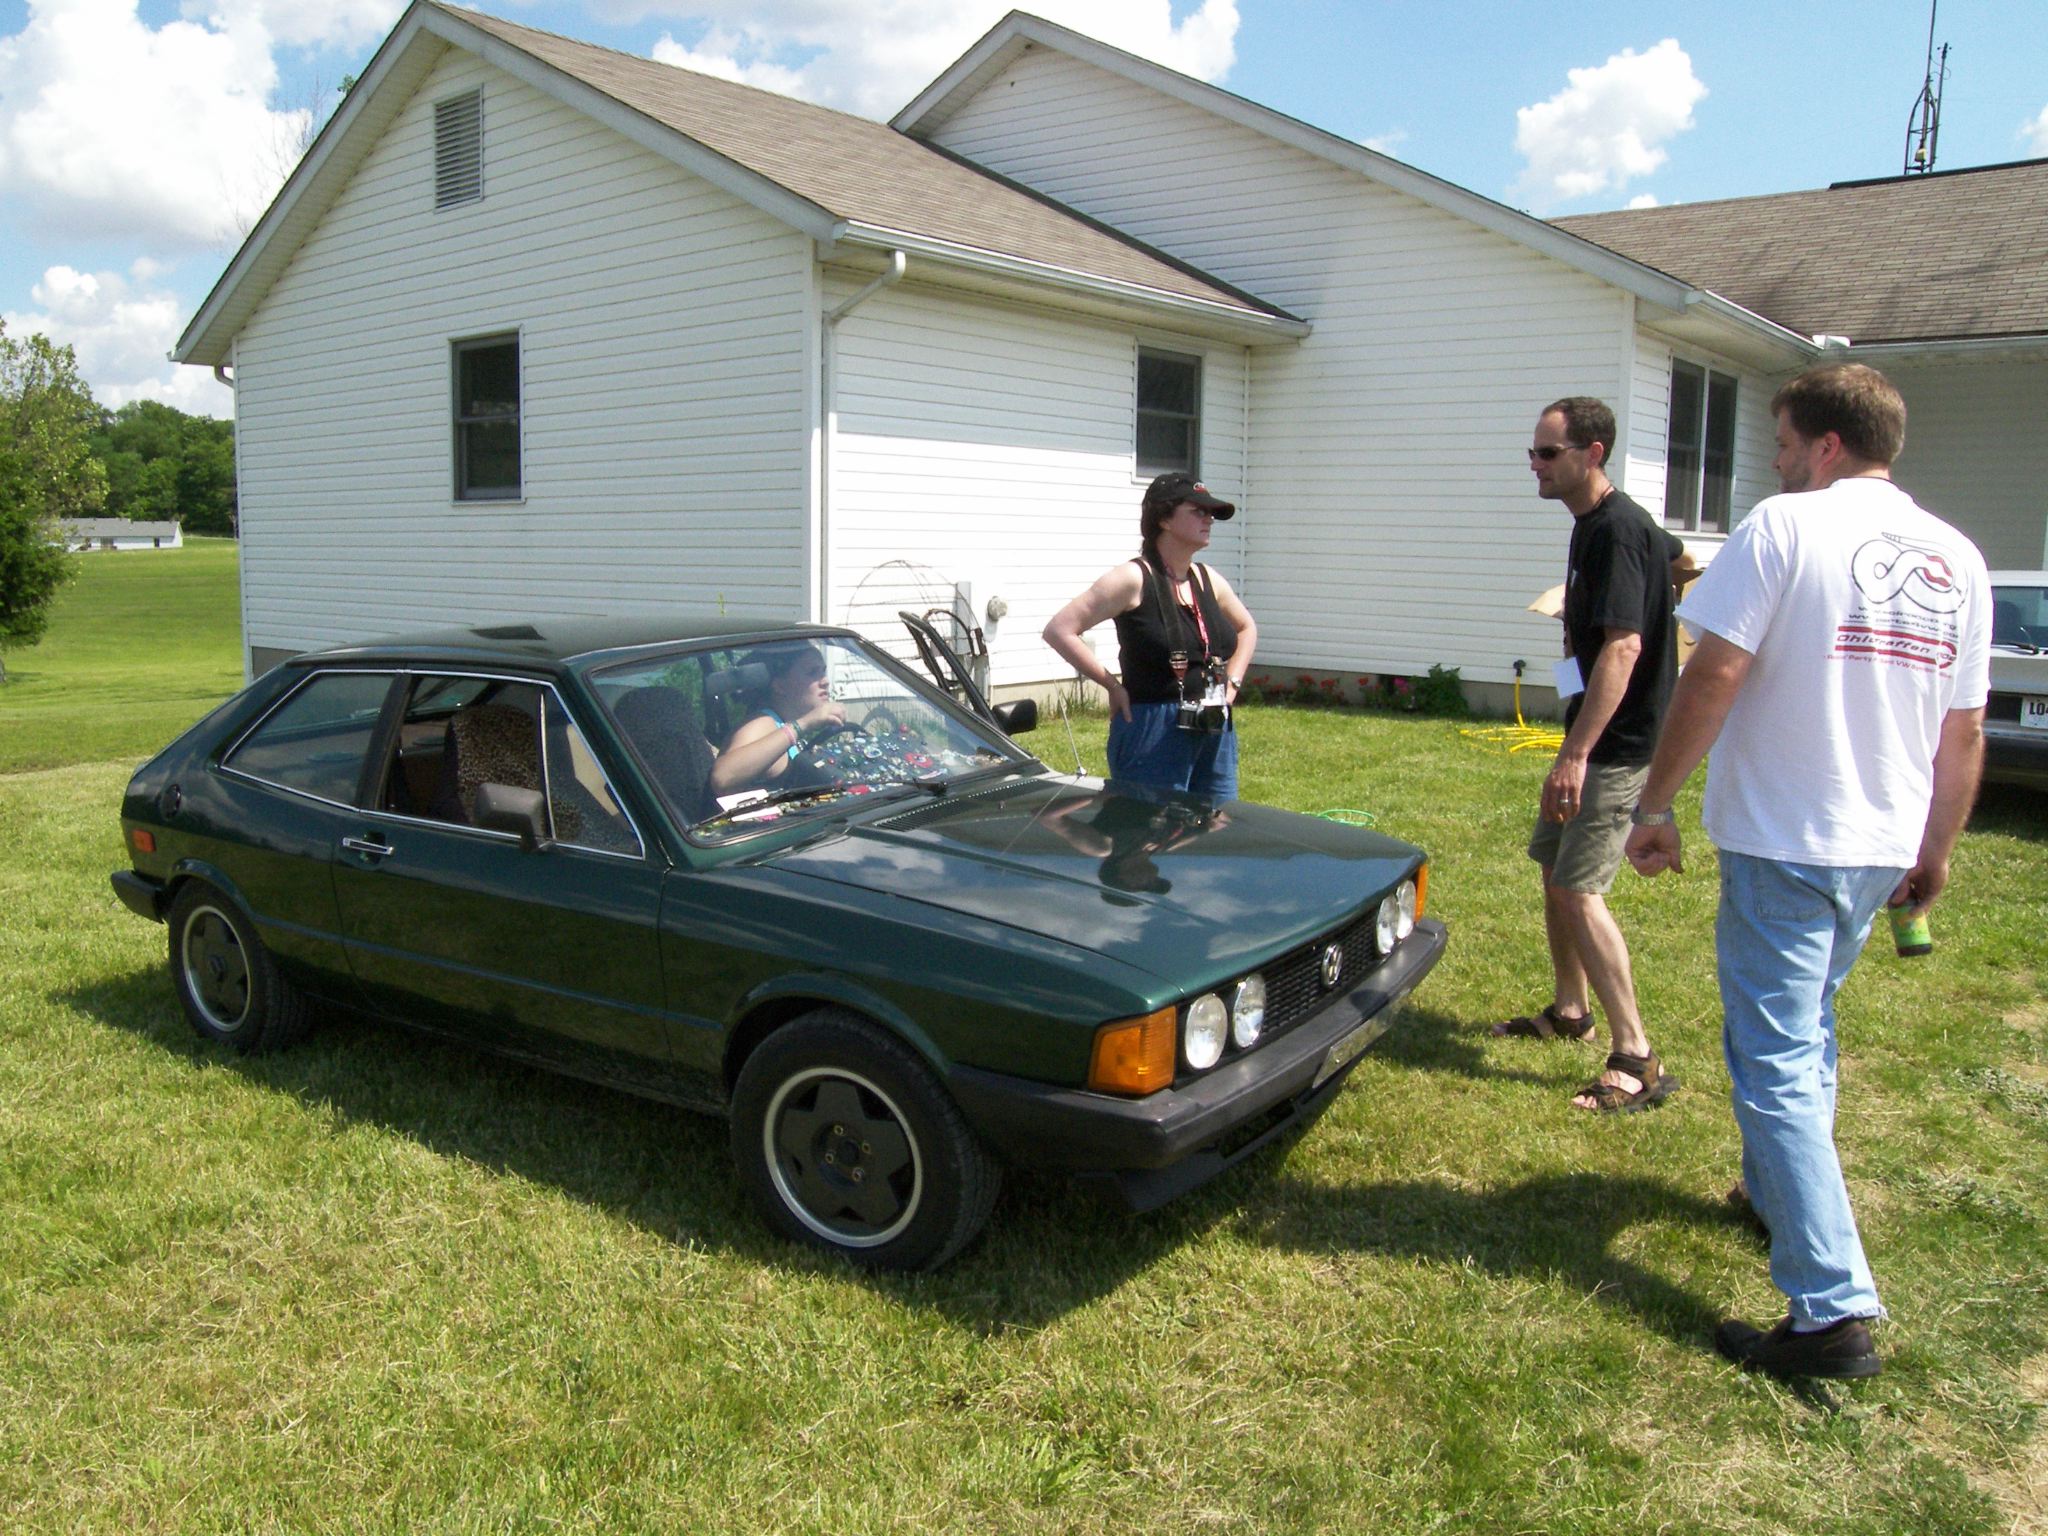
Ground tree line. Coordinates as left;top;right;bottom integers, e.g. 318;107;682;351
2;321;236;677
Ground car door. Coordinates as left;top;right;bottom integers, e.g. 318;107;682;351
210;667;398;1005
898;610;1038;739
328;672;674;1091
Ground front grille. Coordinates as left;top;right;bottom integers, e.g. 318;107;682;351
1261;909;1384;1038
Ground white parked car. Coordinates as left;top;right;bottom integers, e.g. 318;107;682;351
1987;571;2048;790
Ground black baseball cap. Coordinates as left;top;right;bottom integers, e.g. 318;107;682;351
1143;472;1236;518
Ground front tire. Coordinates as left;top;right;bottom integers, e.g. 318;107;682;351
730;1009;999;1270
167;880;312;1054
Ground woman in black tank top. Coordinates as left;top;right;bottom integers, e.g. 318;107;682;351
1042;473;1261;798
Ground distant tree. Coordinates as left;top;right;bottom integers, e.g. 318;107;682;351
1;322;102;681
90;400;237;535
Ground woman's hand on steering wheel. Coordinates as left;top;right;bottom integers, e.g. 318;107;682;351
800;701;849;739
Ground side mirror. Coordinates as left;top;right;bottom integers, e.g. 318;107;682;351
475;783;550;851
991;697;1038;736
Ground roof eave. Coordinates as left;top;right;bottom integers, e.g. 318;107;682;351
829;222;1311;342
176;0;842;368
893;12;1700;313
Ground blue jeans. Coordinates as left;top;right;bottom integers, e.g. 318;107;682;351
1716;852;1905;1328
1107;702;1238;798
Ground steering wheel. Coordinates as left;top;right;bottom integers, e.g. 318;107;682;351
860;703;904;737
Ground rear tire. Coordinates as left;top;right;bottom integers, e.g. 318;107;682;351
730;1009;999;1270
167;880;312;1054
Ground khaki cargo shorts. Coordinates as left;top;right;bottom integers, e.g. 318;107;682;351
1526;760;1650;895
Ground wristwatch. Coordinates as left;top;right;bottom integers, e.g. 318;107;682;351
1629;805;1676;827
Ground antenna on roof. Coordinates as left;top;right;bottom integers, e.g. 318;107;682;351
1903;0;1948;175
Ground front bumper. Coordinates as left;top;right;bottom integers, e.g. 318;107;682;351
112;869;168;921
947;917;1447;1211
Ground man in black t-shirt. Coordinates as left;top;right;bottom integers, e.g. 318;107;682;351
1490;396;1685;1114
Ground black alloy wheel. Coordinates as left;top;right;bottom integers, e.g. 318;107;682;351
167;880;312;1054
730;1009;999;1270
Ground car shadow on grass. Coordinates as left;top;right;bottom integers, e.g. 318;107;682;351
1969;782;2048;841
61;967;1191;1326
1237;1167;1735;1355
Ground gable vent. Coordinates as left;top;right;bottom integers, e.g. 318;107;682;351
434;89;483;209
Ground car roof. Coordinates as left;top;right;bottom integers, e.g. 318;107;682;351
1989;571;2048;586
294;614;858;671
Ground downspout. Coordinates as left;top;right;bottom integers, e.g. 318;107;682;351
817;250;906;622
214;356;255;680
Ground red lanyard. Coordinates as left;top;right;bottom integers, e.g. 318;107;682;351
1151;558;1210;654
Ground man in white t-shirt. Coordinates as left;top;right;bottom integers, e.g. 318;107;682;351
1623;363;1989;1381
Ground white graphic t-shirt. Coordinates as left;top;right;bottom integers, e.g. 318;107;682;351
1677;477;1991;867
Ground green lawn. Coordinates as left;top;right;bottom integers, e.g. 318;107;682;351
0;537;246;774
2;553;2044;1532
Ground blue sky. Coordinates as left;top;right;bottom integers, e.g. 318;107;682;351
2;0;2042;416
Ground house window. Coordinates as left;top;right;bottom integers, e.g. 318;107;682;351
453;334;521;501
1667;359;1737;533
434;89;483;209
1136;348;1201;477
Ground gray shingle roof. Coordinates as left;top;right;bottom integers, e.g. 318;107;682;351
449;5;1290;321
1553;159;2048;344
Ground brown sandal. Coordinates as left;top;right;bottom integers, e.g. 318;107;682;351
1491;1003;1596;1041
1573;1050;1680;1112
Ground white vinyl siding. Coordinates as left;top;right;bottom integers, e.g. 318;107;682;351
932;46;1636;686
1624;329;1779;542
824;276;1246;688
1883;356;2048;569
231;52;813;661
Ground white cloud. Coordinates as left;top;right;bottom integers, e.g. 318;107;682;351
1512;39;1704;211
1362;130;1408;159
1627;193;1659;209
6;264;233;416
0;0;392;250
636;0;1239;120
2023;104;2048;155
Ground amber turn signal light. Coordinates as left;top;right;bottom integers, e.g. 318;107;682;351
129;828;156;855
1413;862;1428;918
1088;1005;1176;1096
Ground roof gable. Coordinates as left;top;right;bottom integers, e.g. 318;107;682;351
176;1;1297;367
894;11;1705;316
1553;159;2048;345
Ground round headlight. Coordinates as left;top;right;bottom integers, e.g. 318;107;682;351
1376;893;1401;955
1184;993;1228;1070
1396;877;1418;941
1230;974;1267;1049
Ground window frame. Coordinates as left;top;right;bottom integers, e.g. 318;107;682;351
219;668;401;810
451;332;523;503
368;670;648;861
1665;357;1738;534
1135;346;1203;479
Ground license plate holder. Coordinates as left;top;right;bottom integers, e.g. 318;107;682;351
1313;1015;1392;1090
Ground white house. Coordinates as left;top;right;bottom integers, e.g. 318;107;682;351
62;519;185;551
176;4;2046;703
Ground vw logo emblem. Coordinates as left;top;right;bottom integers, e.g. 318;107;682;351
1319;943;1343;991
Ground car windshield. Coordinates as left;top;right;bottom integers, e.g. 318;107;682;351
1992;584;2048;649
590;633;1030;840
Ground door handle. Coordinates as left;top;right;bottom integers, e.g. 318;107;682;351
341;836;394;858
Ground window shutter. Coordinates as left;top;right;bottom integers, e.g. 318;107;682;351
434;90;483;209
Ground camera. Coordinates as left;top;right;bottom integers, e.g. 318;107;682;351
1176;658;1233;734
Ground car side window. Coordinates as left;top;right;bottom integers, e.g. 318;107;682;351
382;675;639;856
223;671;394;805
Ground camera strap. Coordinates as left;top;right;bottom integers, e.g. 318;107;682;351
1142;555;1212;676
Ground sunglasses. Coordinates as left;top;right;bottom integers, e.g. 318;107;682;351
1526;445;1581;463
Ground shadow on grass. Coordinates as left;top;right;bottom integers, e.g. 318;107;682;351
1368;1004;1559;1087
61;966;1194;1328
1238;1168;1733;1355
61;970;1746;1344
1969;782;2048;841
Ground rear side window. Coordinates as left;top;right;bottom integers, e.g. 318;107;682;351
379;675;640;856
225;672;393;804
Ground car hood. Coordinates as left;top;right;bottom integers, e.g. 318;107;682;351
1990;647;2048;691
757;777;1422;985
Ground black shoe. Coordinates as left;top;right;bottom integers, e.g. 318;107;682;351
1726;1180;1769;1241
1716;1315;1881;1380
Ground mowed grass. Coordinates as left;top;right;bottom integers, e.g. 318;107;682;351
0;537;246;774
2;551;2045;1533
